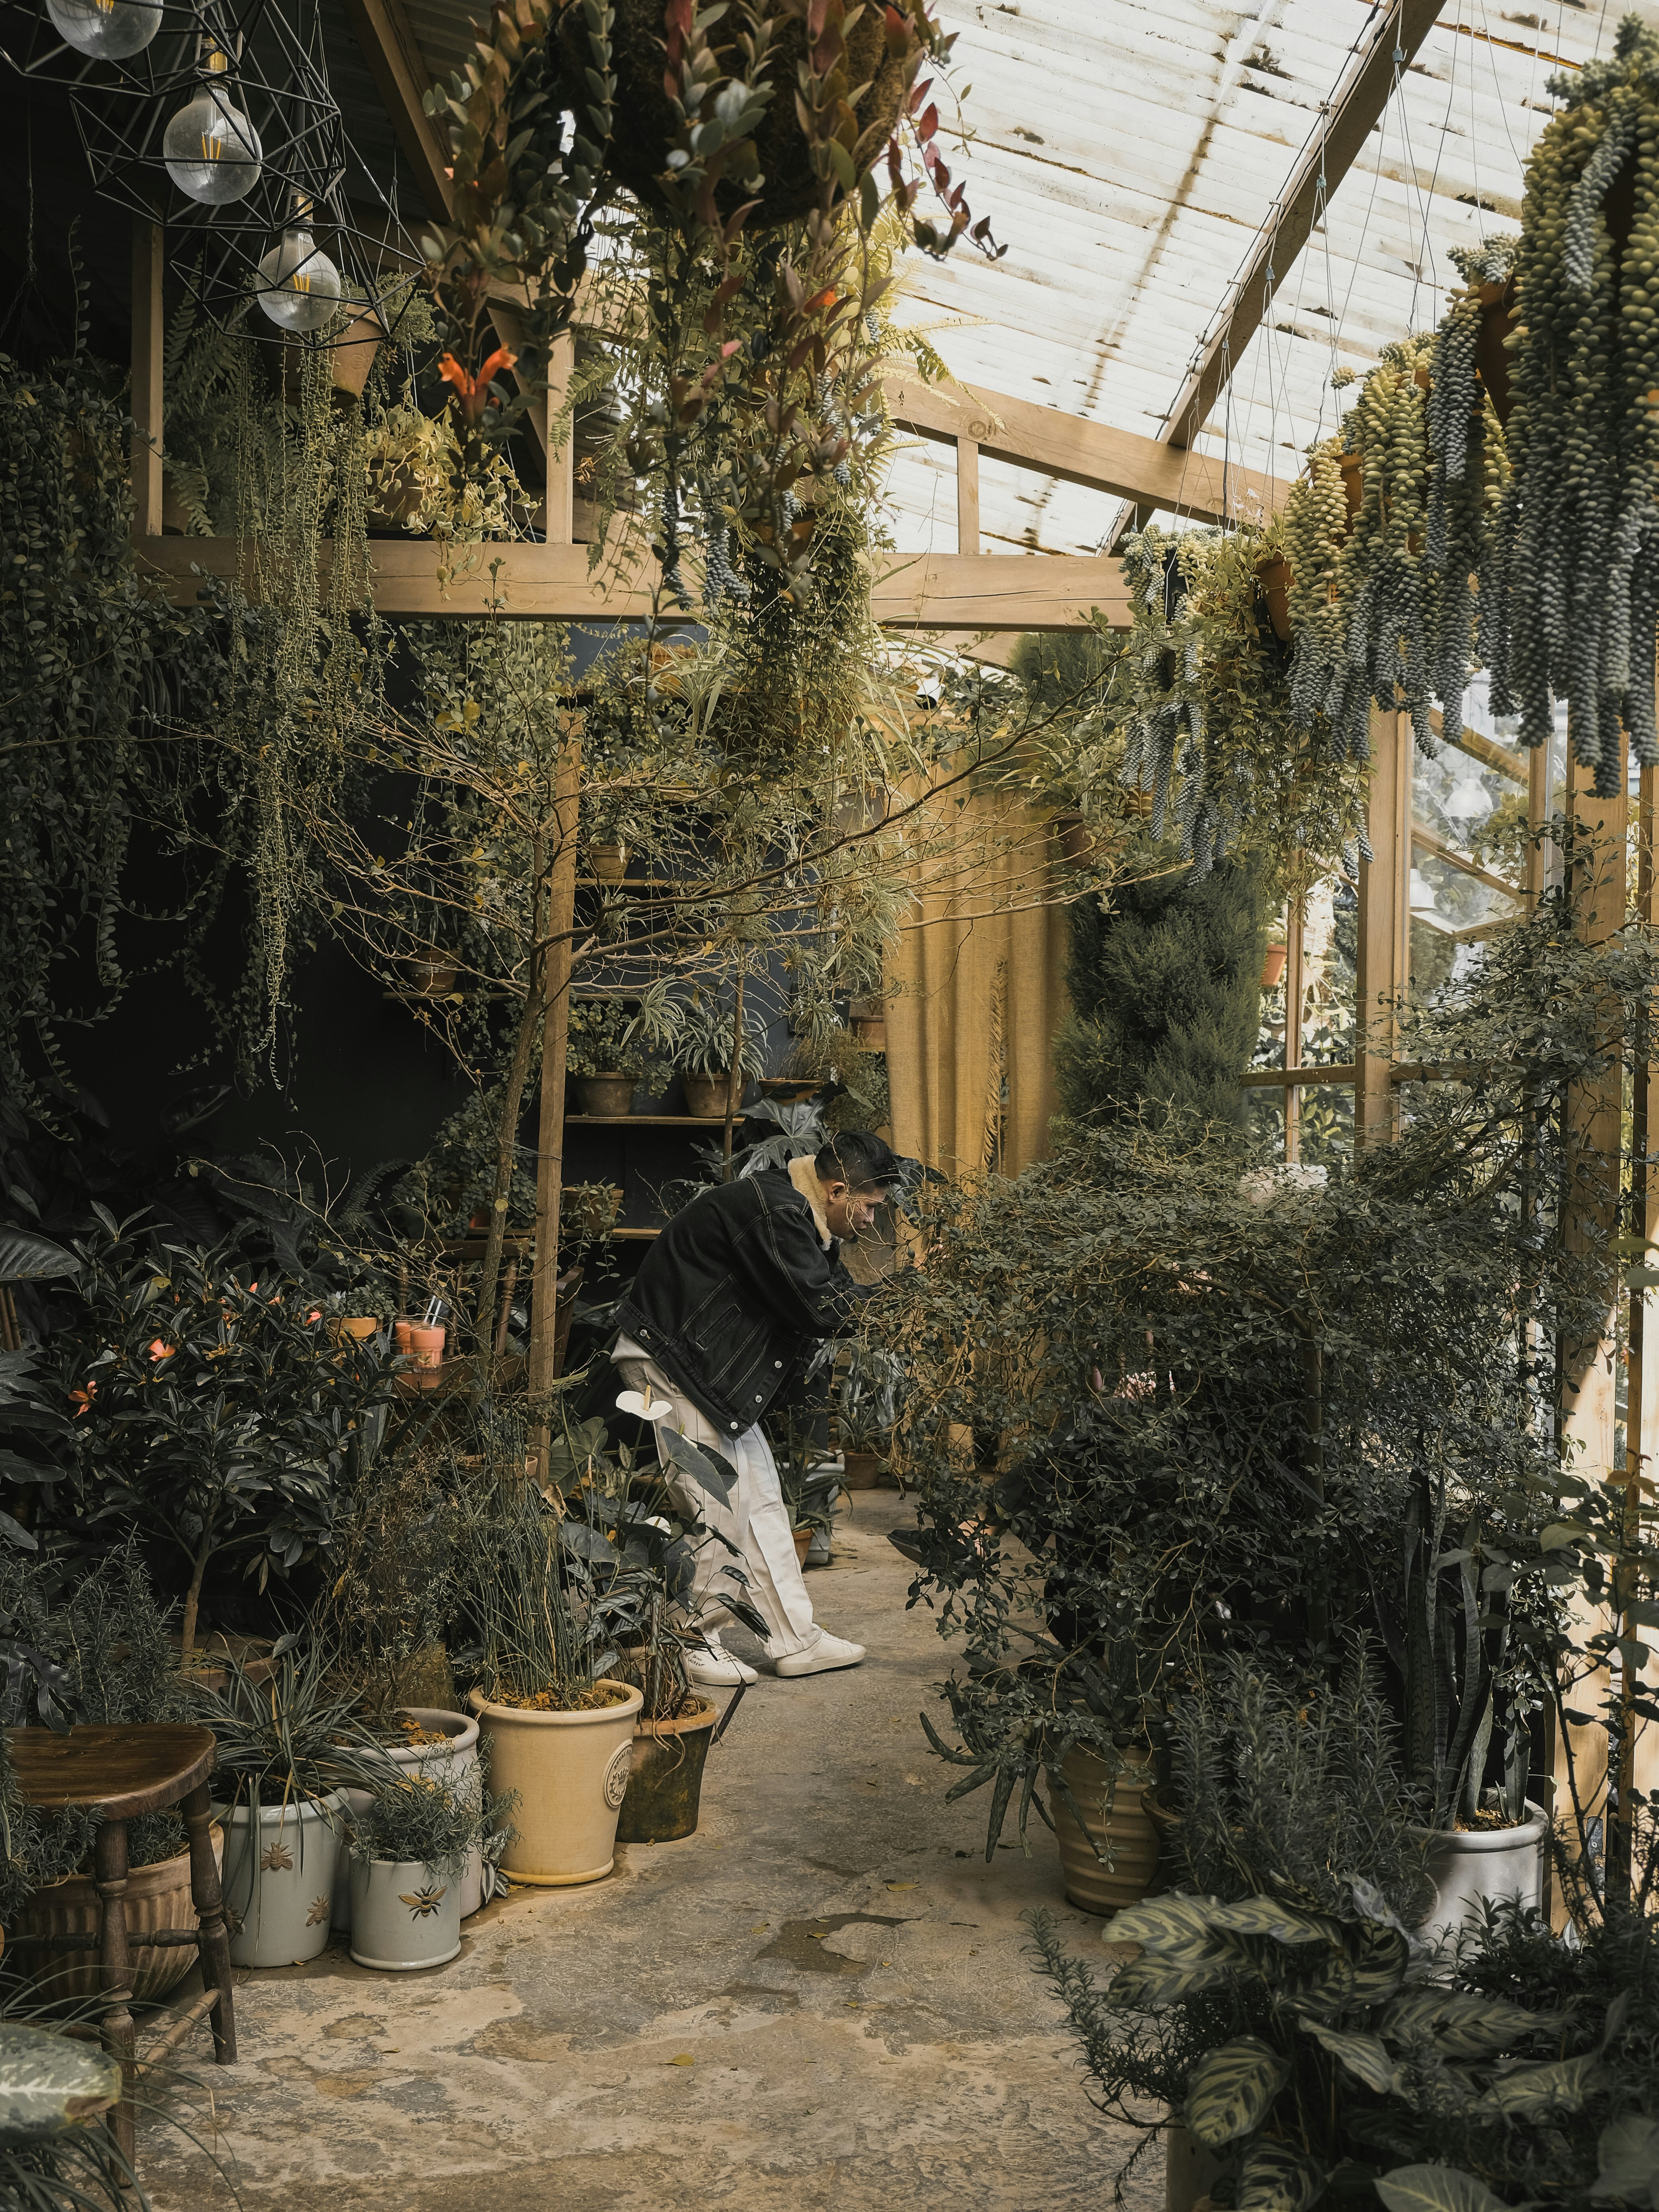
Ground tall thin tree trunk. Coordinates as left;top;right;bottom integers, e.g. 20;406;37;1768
529;741;584;1456
181;1522;215;1664
722;964;746;1182
472;825;548;1367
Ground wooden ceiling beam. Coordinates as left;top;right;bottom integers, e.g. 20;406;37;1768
342;0;455;222
1166;0;1447;449
883;368;1282;526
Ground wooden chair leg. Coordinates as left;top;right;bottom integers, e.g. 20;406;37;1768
94;1818;137;2170
182;1781;237;2064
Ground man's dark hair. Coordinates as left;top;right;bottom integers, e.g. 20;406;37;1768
816;1130;900;1192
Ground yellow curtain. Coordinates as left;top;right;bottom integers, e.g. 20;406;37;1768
886;792;1070;1179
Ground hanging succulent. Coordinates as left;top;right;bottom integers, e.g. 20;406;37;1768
1484;13;1659;791
1108;524;1368;895
1424;235;1517;728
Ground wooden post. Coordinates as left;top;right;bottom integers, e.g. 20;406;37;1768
1525;731;1551;904
955;436;980;557
1552;737;1629;1898
1354;708;1411;1147
528;738;582;1404
130;217;164;539
1282;897;1305;1164
544;331;575;547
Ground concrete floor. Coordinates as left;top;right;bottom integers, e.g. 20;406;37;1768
142;1495;1163;2212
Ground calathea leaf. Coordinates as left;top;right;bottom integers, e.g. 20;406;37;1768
1207;1897;1337;1945
1108;1929;1260;2007
1235;2137;1324;2212
1098;1895;1222;1949
1381;1989;1562;2058
1297;2018;1401;2094
1473;2052;1600;2118
1184;2036;1291;2149
1295;1919;1409;2016
1375;2167;1515;2212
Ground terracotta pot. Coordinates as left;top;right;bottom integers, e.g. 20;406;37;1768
1261;943;1288;989
403;955;458;997
408;1325;445;1386
11;1829;223;2004
591;843;629;882
791;1527;812;1569
1054;813;1096;867
1051;1749;1160;1917
1415;1799;1547;1945
330;309;384;400
573;1073;636;1117
1476;277;1519;427
615;1696;717;1845
469;1681;644;1885
1255;555;1294;643
683;1072;744;1119
393;1320;413;1355
841;1448;883;1489
331;1316;378;1345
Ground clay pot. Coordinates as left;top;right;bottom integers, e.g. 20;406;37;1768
591;843;629;882
332;1707;483;1931
573;1073;637;1117
11;1829;223;2003
408;1325;445;1382
1255;556;1294;643
791;1527;812;1569
683;1071;744;1119
331;1316;378;1345
329;309;384;400
393;1320;413;1356
1165;2123;1224;2212
841;1448;883;1489
469;1681;644;1886
1051;1749;1160;1917
1338;450;1363;522
1476;278;1519;427
403;955;458;997
1054;813;1096;868
1261;943;1288;989
615;1696;718;1846
219;1793;343;1967
171;1631;276;1696
349;1855;461;1970
563;1183;624;1239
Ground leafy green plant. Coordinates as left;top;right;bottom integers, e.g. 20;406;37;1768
672;993;766;1081
566;994;681;1079
346;1767;502;1881
452;1453;595;1709
186;1639;392;1812
52;1226;398;1657
312;1446;462;1729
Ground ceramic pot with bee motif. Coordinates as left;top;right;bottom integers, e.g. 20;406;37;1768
217;1793;343;1967
348;1856;463;1971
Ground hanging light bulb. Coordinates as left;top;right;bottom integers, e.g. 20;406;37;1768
1444;766;1488;820
45;0;162;60
163;48;262;205
255;195;341;333
1407;867;1438;913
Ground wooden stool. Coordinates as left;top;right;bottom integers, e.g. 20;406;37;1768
4;1724;237;2165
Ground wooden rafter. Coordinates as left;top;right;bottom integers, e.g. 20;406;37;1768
1165;0;1447;451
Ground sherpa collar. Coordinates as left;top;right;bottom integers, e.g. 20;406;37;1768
788;1154;834;1249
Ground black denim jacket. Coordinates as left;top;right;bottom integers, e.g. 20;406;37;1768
613;1169;859;1438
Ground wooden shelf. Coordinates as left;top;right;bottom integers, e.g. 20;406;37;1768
564;1114;730;1126
613;1227;661;1240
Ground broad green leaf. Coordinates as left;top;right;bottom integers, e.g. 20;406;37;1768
1236;2138;1324;2212
1298;2018;1401;2094
1103;1895;1222;1950
1376;2167;1515;2212
1474;2052;1600;2118
0;2025;120;2139
1185;2036;1290;2149
1541;1523;1583;1552
1381;1990;1562;2058
1108;1950;1239;2008
1295;1921;1409;2016
657;1425;736;1505
1590;2115;1659;2206
0;1229;79;1284
1208;1897;1337;1944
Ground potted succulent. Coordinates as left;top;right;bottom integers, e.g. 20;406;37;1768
189;1640;395;1967
455;1468;642;1887
672;994;767;1119
345;1762;513;1972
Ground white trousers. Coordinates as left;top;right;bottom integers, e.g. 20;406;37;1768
615;1352;819;1658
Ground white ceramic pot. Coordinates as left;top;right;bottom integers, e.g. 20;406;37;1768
348;1857;462;1972
469;1681;644;1886
218;1793;343;1967
1417;1800;1548;1945
331;1708;482;1931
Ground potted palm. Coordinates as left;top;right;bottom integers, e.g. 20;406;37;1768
672;995;767;1119
189;1640;395;1967
345;1763;513;1971
455;1469;641;1886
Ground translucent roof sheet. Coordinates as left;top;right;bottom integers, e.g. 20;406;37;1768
396;2;1639;559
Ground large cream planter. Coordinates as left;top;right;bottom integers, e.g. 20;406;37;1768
1417;1800;1548;1946
218;1793;343;1967
330;1708;482;1932
10;1829;223;2004
349;1856;463;1971
469;1682;643;1886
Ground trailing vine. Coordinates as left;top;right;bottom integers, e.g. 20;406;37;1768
1486;13;1659;791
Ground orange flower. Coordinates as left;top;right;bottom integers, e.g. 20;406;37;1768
71;1381;97;1416
438;347;517;425
305;1308;322;1324
148;1339;176;1362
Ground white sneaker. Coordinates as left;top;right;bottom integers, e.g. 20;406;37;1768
686;1633;758;1688
774;1630;866;1678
